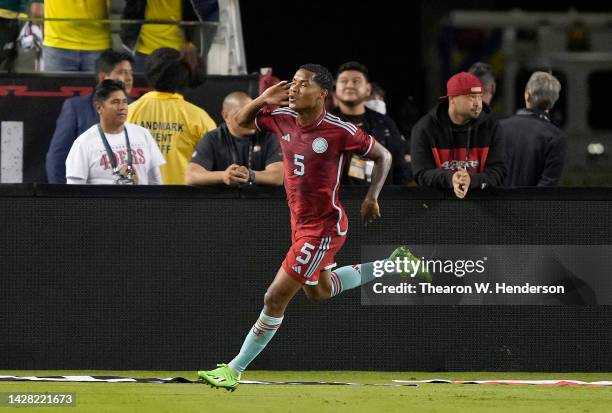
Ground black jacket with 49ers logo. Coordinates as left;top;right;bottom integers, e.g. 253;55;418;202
410;100;506;190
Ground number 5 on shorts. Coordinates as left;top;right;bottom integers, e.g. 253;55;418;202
296;243;315;264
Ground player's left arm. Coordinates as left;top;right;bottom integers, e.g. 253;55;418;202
362;140;392;225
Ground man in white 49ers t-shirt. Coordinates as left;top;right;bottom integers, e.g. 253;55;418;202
66;79;165;184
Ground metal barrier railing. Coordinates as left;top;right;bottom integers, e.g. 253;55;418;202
1;0;246;75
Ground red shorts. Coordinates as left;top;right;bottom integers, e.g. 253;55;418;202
282;233;346;285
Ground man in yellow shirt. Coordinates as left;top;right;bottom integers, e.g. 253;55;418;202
120;0;219;72
41;0;111;71
128;46;216;184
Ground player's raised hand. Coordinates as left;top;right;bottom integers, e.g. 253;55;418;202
360;197;381;226
261;81;291;106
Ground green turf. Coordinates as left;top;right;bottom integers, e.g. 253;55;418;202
0;371;610;413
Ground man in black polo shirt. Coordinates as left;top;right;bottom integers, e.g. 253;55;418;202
185;91;283;186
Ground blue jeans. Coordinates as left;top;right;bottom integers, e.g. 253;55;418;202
43;46;108;72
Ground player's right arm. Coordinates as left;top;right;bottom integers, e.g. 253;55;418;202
235;81;291;129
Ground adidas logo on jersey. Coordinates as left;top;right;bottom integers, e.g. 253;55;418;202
292;265;301;274
282;134;291;142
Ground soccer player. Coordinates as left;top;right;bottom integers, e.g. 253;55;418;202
198;64;416;391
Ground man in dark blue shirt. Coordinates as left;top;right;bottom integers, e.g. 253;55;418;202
45;50;134;183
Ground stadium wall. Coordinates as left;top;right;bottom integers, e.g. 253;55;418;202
1;185;611;371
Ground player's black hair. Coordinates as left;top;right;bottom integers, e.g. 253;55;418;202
95;50;134;75
93;79;127;105
145;45;205;92
337;61;369;81
299;63;334;92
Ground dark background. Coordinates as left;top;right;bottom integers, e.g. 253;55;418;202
1;185;612;371
240;1;612;122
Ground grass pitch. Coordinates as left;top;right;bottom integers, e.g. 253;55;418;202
0;371;610;413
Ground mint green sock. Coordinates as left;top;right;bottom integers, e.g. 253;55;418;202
228;311;283;373
330;262;377;297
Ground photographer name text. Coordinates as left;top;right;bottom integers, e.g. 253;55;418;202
372;282;565;295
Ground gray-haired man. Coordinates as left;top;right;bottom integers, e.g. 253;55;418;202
499;71;567;187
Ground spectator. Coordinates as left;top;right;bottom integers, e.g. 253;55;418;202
396;96;422;185
364;82;386;115
121;0;219;73
0;1;42;72
324;81;337;112
411;72;505;199
46;50;134;183
65;79;165;185
42;0;111;71
185;91;283;186
259;67;280;95
500;71;566;187
333;61;406;185
468;62;496;106
365;82;414;183
128;45;216;185
468;62;504;123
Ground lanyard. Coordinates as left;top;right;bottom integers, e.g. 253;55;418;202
246;140;253;170
231;140;253;170
226;124;254;170
97;124;132;172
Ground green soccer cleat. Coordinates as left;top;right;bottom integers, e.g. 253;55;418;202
198;363;241;392
388;246;432;283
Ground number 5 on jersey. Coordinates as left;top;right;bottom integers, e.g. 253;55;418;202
293;154;304;176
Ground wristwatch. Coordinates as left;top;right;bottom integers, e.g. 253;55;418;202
248;169;256;184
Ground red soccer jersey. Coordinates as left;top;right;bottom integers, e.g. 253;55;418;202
255;107;375;237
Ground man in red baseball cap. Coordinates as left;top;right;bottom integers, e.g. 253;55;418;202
410;71;505;198
444;72;485;127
